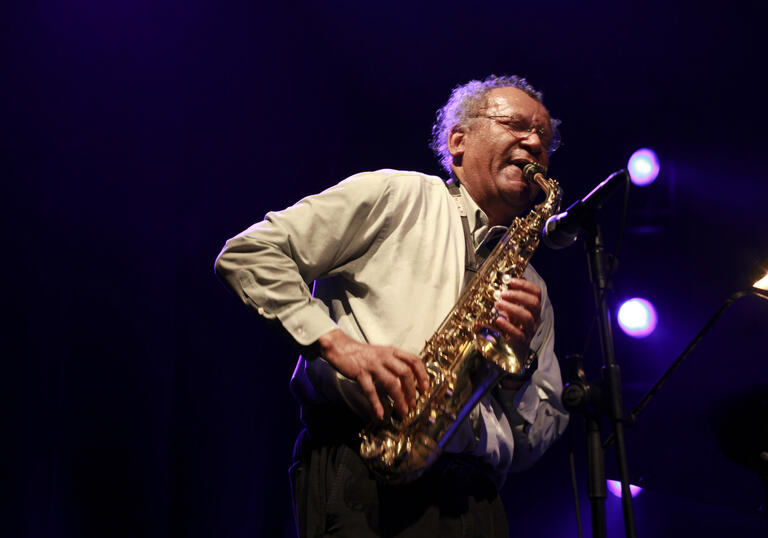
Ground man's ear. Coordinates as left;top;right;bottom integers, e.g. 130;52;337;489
448;124;466;158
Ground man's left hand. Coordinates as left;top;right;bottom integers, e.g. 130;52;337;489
492;278;541;389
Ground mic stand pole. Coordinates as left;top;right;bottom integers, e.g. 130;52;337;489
582;215;637;538
585;401;607;538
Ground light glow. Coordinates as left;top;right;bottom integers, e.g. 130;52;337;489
607;479;643;498
617;298;658;338
754;272;768;291
627;148;660;186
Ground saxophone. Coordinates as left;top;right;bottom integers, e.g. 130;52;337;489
359;162;562;483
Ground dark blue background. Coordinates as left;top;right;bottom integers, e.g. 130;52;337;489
3;0;767;536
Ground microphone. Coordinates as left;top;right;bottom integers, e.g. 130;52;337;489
542;169;628;249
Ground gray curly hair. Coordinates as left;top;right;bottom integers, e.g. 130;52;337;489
429;75;561;174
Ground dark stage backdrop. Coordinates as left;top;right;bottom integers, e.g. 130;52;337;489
3;1;767;537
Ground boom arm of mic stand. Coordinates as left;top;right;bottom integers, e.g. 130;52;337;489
604;287;768;450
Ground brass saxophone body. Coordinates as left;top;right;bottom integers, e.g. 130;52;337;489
359;162;562;484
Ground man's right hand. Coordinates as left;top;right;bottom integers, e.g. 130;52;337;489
314;329;430;420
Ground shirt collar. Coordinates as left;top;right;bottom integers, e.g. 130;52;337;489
458;183;505;249
458;183;486;233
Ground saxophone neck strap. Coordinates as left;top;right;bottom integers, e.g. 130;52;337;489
446;178;482;287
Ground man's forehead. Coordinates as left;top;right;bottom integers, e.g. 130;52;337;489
482;87;549;117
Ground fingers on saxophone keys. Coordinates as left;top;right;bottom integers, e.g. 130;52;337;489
383;347;429;416
496;298;535;325
377;366;409;417
359;372;385;420
386;357;417;409
393;348;430;393
506;277;541;296
494;313;526;341
499;289;540;312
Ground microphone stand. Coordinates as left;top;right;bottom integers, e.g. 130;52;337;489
563;214;638;538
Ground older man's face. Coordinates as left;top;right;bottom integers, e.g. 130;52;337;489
450;86;553;225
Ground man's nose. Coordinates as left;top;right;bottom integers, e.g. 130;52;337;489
518;131;546;162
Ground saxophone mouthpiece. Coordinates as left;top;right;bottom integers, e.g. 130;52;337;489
521;162;547;182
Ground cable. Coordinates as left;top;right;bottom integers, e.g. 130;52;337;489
567;427;584;538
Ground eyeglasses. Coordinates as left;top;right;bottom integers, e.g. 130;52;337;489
469;115;562;155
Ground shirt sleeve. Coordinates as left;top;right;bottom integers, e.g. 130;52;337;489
494;272;570;472
214;173;392;347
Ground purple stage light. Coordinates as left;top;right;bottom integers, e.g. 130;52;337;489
607;479;643;498
617;298;657;338
627;148;660;186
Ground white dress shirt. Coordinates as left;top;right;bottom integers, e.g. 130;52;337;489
215;169;568;486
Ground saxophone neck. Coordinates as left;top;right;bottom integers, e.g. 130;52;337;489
520;161;562;213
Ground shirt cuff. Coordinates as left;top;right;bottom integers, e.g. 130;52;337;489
514;383;539;425
279;301;339;346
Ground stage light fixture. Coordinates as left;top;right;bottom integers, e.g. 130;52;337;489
617;298;657;338
627;148;660;186
754;271;768;291
607;479;642;498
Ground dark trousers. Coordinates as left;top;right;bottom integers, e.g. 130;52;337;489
289;427;509;538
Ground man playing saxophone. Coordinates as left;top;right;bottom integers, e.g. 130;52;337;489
216;75;569;537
